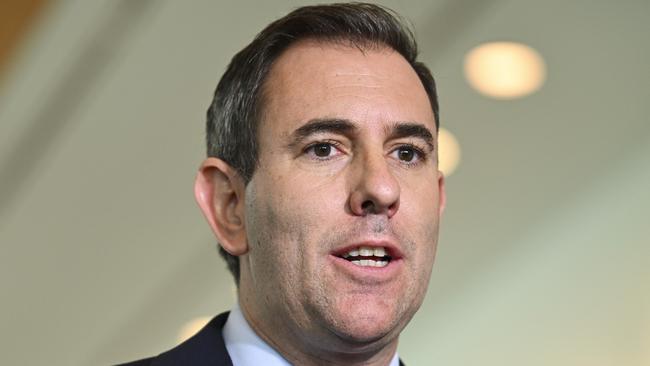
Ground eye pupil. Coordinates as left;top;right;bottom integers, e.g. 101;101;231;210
399;148;414;162
314;144;331;157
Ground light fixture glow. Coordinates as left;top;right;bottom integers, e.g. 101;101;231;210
438;128;460;176
177;316;211;343
464;42;546;99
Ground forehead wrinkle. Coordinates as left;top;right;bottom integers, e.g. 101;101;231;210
331;71;388;82
329;84;383;89
328;71;395;88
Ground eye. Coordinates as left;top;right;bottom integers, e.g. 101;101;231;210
313;143;333;157
391;145;425;165
304;141;343;160
397;147;416;162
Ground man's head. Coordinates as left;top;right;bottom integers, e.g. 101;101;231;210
195;3;445;363
200;3;439;283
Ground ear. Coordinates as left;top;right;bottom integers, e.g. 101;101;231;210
437;171;446;215
194;157;248;256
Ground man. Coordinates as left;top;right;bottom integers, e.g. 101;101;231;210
120;3;444;365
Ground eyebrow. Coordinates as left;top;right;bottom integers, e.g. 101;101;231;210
288;118;435;151
288;118;358;147
386;122;435;152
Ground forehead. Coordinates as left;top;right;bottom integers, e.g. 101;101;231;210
260;40;436;137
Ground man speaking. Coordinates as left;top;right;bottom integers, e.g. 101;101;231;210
121;3;445;365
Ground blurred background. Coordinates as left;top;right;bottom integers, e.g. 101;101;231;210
0;0;648;365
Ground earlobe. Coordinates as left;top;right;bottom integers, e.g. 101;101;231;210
194;158;248;256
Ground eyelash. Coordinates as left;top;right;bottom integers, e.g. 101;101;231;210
302;140;429;167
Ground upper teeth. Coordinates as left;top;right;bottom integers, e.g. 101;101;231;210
343;246;387;258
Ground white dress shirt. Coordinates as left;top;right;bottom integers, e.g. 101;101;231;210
223;303;400;366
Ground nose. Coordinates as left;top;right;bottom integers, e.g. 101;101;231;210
348;153;400;218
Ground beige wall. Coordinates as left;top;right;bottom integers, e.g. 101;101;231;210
0;1;648;365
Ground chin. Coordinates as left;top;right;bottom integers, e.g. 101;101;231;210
327;299;406;345
340;323;395;344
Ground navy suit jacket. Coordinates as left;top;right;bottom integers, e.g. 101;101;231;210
117;312;233;366
116;312;405;366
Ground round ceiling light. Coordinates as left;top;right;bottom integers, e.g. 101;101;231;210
438;127;460;177
464;41;546;99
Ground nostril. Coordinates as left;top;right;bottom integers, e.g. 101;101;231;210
361;200;374;212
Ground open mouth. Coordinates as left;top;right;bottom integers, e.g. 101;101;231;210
335;246;393;268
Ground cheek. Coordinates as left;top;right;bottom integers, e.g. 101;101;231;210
397;179;441;260
399;179;441;227
268;169;346;224
245;178;325;277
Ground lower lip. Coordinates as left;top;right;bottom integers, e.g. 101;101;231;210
328;255;402;282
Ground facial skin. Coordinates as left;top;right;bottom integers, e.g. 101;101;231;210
196;40;445;366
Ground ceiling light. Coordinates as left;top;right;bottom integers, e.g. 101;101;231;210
464;41;546;99
439;128;460;176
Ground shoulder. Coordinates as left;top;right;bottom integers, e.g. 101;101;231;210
113;312;232;366
114;358;154;366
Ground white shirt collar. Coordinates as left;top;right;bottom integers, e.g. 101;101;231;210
222;303;400;366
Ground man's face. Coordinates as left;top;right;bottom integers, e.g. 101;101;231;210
239;41;445;351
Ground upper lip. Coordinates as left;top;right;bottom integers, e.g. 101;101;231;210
330;240;404;260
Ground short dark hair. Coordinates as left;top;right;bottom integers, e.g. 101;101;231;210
205;2;439;283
